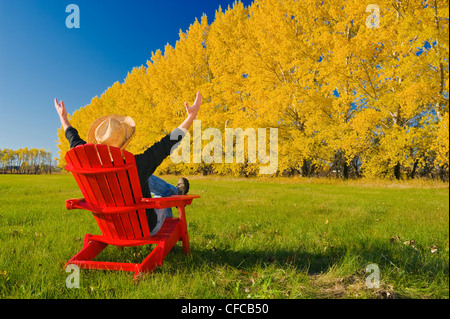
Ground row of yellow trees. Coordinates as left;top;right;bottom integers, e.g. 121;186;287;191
57;0;449;180
0;148;56;174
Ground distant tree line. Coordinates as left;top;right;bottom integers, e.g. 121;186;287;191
0;148;57;174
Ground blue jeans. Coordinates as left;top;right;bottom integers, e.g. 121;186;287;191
148;175;178;235
148;174;178;198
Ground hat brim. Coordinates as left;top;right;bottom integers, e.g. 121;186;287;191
87;115;136;149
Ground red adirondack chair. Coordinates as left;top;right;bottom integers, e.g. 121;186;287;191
63;143;199;279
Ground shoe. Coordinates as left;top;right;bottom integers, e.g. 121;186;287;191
176;177;190;195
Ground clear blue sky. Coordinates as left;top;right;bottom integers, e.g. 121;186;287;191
0;0;254;158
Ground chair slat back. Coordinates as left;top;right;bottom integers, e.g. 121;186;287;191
65;144;151;239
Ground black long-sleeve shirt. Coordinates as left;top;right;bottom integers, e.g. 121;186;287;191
65;126;185;232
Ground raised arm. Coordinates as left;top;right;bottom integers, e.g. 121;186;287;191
54;98;86;148
54;98;71;131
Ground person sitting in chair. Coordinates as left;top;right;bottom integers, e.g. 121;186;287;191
54;92;201;236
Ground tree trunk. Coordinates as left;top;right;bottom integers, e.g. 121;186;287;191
410;160;418;179
301;160;310;177
394;162;401;180
343;161;349;180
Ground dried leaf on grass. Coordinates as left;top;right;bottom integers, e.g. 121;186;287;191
389;235;400;243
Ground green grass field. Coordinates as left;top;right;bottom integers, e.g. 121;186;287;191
0;174;448;299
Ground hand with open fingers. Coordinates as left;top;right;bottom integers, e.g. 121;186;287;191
54;98;71;130
54;98;67;119
184;92;201;118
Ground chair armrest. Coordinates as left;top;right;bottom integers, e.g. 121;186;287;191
65;198;158;214
65;195;200;213
141;195;200;209
65;198;86;210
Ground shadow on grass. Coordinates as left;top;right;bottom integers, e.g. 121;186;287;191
185;246;342;274
182;241;449;278
89;243;341;275
92;239;448;276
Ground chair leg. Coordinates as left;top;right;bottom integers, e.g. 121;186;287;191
82;234;90;248
181;230;190;255
134;245;163;279
65;234;107;268
177;206;190;255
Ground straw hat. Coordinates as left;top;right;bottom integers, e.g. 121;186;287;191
87;115;135;149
